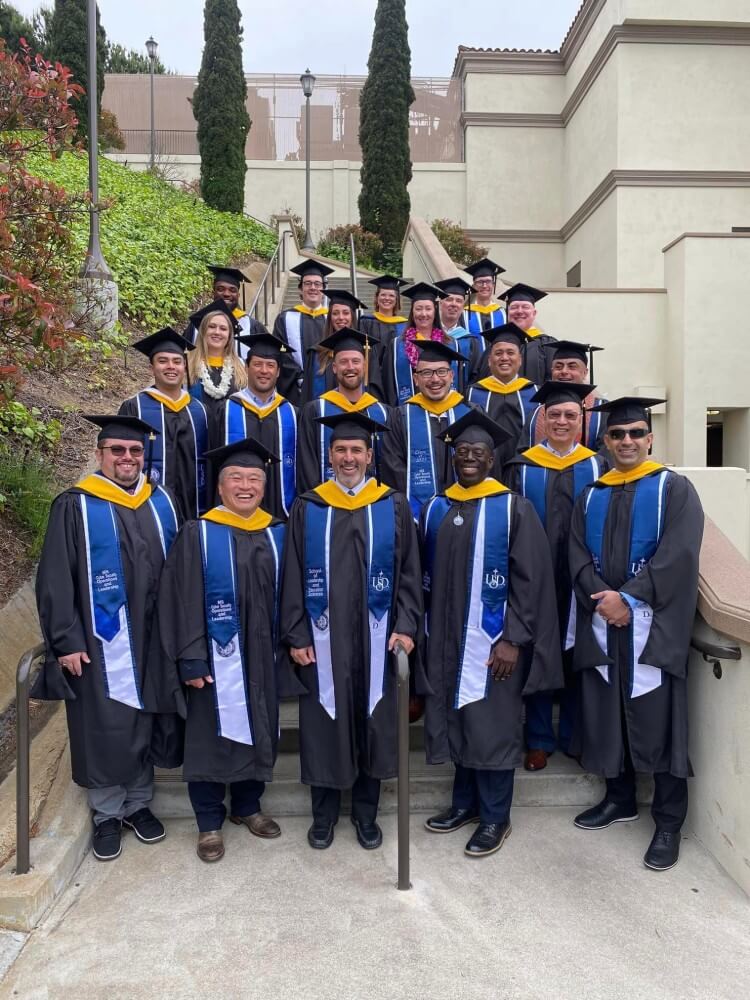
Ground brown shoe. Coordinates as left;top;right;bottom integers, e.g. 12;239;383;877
524;749;550;772
229;812;281;839
197;830;225;863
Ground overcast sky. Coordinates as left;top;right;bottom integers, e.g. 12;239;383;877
13;0;582;76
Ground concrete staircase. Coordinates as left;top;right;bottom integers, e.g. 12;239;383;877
151;700;653;818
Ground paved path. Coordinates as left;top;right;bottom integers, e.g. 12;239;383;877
2;809;749;1000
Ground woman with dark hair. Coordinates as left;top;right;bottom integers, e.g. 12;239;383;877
381;282;450;406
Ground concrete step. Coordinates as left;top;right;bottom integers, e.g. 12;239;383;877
153;751;654;819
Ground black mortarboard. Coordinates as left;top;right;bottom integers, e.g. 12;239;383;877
402;281;448;303
325;289;366;311
85;414;158;444
553;340;604;381
434;276;472;298
369;274;408;291
132;328;194;358
315;410;388;444
207;265;248;288
532;382;595;408
464;257;506;280
318;327;370;356
189;298;241;336
291;260;334;280
438;409;511;450
413;339;467;365
482;322;529;348
589;396;666;426
500;282;547;305
238;332;289;360
204;436;279;474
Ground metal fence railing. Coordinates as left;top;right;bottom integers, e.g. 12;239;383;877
15;643;45;876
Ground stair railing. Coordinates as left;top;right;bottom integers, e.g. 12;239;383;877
248;230;291;328
349;232;359;301
393;643;411;890
15;643;45;875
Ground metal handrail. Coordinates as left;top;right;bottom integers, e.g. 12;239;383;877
349;232;359;300
16;643;46;876
406;235;435;284
393;644;411;891
690;633;741;680
248;230;290;327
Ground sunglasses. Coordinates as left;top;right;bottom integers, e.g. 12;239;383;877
607;428;649;441
101;445;145;457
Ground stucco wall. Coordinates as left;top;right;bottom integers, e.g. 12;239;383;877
563;190;618;287
463;72;563;115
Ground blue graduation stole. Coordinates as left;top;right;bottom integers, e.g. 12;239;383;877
304;494;395;718
199;519;254;745
520;457;601;526
463;306;506;335
405;400;471;521
226;397;298;517
316;398;388;483
137;391;208;516
584;470;670;696
80;489;177;709
392;337;416;405
469;382;538;427
422;492;511;708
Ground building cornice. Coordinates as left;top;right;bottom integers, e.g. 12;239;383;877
454;50;564;78
560;0;608;65
465;229;563;244
460;112;564;129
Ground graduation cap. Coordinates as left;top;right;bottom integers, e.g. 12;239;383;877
500;282;547;306
482;322;530;349
207;265;248;288
553;340;604;383
434;276;472;298
368;274;408;291
318;327;370;356
132;328;194;358
402;281;448;303
84;413;158;444
291;260;334;281
325;289;366;311
204;436;279;474
532;382;595;408
589;396;665;427
464;257;506;280
438;408;511;451
189;298;242;337
316;410;388;443
413;339;467;365
238;332;289;360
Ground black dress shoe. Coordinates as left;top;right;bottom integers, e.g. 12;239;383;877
92;818;123;861
424;807;480;834
307;821;335;850
574;799;639;830
351;818;383;850
123;807;166;844
464;821;511;858
644;829;681;871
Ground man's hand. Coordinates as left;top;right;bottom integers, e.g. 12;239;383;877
58;652;90;676
487;640;519;681
592;590;631;627
389;633;414;656
185;676;214;689
291;646;316;666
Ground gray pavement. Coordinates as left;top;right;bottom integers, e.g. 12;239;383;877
1;808;749;1000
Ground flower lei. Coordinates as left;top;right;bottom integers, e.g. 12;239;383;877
199;359;234;399
404;327;446;367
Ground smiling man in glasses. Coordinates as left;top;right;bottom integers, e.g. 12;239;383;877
568;397;704;872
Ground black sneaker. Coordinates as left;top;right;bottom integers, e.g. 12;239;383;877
122;808;166;844
644;829;681;871
92;818;122;861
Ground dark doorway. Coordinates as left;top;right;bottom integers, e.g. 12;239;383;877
706;421;723;466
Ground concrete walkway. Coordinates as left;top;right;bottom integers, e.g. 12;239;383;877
1;808;748;1000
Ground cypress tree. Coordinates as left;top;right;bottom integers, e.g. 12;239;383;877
358;0;415;258
193;0;251;214
48;0;106;141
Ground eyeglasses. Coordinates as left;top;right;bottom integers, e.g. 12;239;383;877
473;278;494;286
415;367;452;378
100;445;145;457
607;428;649;441
302;281;324;289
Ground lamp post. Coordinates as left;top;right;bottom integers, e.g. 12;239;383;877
146;36;158;171
300;68;315;250
80;0;111;283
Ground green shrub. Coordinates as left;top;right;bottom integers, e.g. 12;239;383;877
0;402;62;451
0;452;56;559
316;225;384;270
430;219;488;268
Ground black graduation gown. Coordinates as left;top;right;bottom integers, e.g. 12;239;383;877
272;307;326;404
421;490;563;769
522;331;558;385
33;486;182;788
158;516;286;783
280;487;423;787
223;393;298;520
504;448;609;644
466;378;539;475
568;468;704;778
295;394;394;495
189;366;239;449
119;393;205;522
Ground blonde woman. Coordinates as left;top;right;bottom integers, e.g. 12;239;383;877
188;303;247;446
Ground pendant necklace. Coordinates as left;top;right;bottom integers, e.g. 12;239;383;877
453;504;464;527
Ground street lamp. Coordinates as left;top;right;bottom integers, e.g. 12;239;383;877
146;36;158;171
80;0;112;283
300;68;315;250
